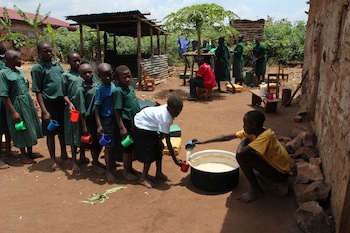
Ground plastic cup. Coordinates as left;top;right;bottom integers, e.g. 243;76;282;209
15;121;26;131
70;110;80;123
47;120;59;132
250;83;254;88
181;161;190;172
185;140;196;151
268;93;274;100
81;134;93;144
265;92;270;98
121;135;134;147
99;134;111;146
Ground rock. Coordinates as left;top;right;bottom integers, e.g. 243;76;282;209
294;181;331;203
290;126;309;138
299;131;317;147
255;173;289;196
292;147;318;161
285;135;303;154
309;157;322;167
297;162;324;183
294;114;303;122
296;201;333;233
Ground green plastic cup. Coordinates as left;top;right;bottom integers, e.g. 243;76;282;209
15;121;26;131
121;135;134;147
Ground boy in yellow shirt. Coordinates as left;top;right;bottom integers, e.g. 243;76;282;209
193;110;293;203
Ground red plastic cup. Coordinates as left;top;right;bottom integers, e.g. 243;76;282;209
81;134;93;144
268;93;274;100
181;161;190;172
70;110;80;122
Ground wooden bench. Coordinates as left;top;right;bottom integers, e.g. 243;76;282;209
250;89;281;113
197;87;212;100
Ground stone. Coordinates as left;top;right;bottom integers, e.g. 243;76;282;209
294;114;303;122
294;181;331;203
294;183;311;203
290;126;309;138
296;201;333;233
297;162;324;183
309;157;322;167
285;135;303;154
292;147;318;161
255;173;289;196
299;131;317;147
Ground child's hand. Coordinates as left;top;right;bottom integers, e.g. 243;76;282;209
68;103;75;112
97;126;103;137
192;139;203;144
175;158;182;167
120;127;128;138
42;111;51;122
11;111;21;123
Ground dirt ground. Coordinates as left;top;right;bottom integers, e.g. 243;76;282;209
0;64;307;233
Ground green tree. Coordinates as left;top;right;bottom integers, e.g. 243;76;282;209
14;3;51;43
0;6;32;50
164;3;238;54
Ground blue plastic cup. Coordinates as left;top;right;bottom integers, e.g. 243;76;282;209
47;120;59;132
185;140;196;151
250;83;254;88
99;134;111;146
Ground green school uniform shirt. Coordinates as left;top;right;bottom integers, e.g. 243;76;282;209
0;66;42;148
83;80;99;118
112;83;140;121
31;60;64;100
0;60;8;134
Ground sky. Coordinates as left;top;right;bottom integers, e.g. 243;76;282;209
1;0;309;24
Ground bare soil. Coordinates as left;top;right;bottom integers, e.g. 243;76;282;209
0;64;306;233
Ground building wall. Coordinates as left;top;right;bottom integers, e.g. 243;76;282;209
302;0;350;231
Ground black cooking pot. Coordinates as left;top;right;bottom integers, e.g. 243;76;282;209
188;150;239;193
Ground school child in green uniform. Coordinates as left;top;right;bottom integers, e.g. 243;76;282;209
0;50;43;164
62;51;88;172
79;62;105;174
0;45;14;169
31;40;68;171
112;65;140;181
94;63;118;183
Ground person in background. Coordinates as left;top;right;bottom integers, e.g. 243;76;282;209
192;110;294;203
188;56;216;101
253;38;267;83
214;37;231;92
132;95;183;188
0;45;13;169
112;65;141;181
94;63;118;183
79;63;106;175
233;35;244;85
31;40;68;171
0;50;43;164
62;51;88;172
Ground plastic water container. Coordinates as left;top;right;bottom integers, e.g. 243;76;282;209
259;82;267;96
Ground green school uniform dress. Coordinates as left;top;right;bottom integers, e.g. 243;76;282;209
233;41;244;82
0;60;9;135
0;67;43;148
62;70;85;146
214;44;230;82
253;43;267;78
112;83;140;123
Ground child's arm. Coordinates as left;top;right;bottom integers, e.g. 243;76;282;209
2;97;21;123
63;96;75;111
164;134;182;167
94;106;103;137
193;133;238;144
114;109;127;138
36;93;51;122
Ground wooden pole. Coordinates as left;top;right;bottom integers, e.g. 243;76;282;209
137;20;142;90
96;24;101;63
165;34;168;54
150;28;154;57
157;30;161;55
113;34;116;51
79;24;83;57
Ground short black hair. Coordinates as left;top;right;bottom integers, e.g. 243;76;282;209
113;65;130;78
244;110;265;128
167;95;183;110
37;40;50;51
0;44;6;58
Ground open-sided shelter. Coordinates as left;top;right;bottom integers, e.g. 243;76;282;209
66;10;168;87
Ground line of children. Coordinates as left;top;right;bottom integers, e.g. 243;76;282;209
0;50;43;164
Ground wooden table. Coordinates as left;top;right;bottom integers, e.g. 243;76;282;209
181;51;215;86
250;89;281;113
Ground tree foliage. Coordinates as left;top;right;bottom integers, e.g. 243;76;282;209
164;3;238;53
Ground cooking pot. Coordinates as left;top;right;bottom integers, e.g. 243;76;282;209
188;150;239;193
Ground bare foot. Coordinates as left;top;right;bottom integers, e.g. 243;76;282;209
156;172;170;181
72;162;81;172
123;171;138;181
52;162;62;171
20;155;36;164
130;168;141;175
27;152;44;159
0;159;10;169
236;191;264;203
106;172;118;183
60;154;69;160
93;163;106;174
79;157;90;164
139;178;154;189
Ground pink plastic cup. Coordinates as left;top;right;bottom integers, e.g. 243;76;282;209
70;110;80;123
181;161;190;172
81;134;93;144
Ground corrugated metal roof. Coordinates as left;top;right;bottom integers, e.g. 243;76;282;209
0;7;74;29
66;10;166;37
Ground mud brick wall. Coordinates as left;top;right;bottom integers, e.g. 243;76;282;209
302;0;350;230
